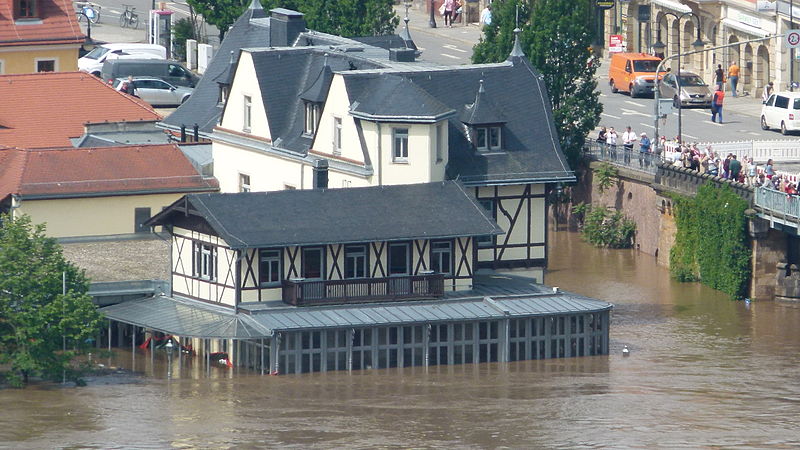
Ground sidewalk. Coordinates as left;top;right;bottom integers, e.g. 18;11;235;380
394;2;483;47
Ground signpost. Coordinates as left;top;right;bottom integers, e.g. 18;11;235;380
609;34;624;53
787;29;800;48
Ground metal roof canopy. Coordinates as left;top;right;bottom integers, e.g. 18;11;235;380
100;295;272;339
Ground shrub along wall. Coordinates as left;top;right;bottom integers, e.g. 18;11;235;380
669;182;751;299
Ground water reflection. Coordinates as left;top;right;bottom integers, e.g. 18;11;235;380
2;231;800;447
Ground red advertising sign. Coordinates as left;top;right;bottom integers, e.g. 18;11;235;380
609;34;624;53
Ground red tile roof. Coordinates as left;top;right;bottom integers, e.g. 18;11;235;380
0;144;219;201
0;72;161;148
0;0;84;46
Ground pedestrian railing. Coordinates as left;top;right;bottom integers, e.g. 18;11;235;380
755;186;800;221
583;140;661;175
670;139;800;163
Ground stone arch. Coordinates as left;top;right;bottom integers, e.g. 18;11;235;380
728;34;740;68
756;44;770;90
670;18;681;71
682;19;700;72
624;0;640;52
654;11;669;59
743;43;754;93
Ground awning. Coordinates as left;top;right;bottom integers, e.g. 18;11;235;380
651;0;692;14
246;291;612;333
100;295;273;339
722;18;771;38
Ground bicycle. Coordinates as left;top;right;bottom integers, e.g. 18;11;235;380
75;1;100;24
119;4;138;29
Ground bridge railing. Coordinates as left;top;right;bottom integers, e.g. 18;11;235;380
583;140;661;175
755;186;800;220
666;139;800;163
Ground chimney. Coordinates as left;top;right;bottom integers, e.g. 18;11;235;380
313;159;329;189
270;8;306;47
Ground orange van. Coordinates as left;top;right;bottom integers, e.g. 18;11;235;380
608;53;662;98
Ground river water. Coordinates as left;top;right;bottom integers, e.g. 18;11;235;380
3;231;800;448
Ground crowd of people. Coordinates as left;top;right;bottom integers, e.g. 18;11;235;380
593;126;797;193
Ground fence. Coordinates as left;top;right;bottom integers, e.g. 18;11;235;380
583;140;661;174
755;186;800;221
662;139;800;163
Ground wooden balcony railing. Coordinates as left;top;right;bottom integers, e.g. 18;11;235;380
282;273;445;307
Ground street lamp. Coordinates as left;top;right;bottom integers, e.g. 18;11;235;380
429;0;437;28
165;338;174;379
652;11;704;144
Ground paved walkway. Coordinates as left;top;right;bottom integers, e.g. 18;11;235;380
395;2;483;47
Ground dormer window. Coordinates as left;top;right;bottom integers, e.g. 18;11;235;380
475;125;502;152
304;101;320;135
15;0;37;18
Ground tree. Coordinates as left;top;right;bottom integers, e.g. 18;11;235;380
472;0;603;168
0;214;103;387
186;0;398;41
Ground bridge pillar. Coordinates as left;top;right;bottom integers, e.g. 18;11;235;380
749;217;785;301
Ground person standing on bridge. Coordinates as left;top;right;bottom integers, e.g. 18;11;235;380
622;126;637;164
729;155;742;182
639;132;651;167
606;127;618;158
711;85;724;124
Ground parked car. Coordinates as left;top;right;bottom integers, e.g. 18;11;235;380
79;43;166;77
659;71;712;108
761;92;800;135
608;52;662;98
113;77;193;107
102;59;199;88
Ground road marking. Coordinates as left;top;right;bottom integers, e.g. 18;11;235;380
749;132;761;135
602;113;622;119
639;122;654;129
689;109;708;115
683;133;699;139
624;100;645;107
443;44;467;53
599;93;608;97
620;107;649;117
440;53;459;59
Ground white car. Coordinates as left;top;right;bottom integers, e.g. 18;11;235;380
79;43;166;77
761;91;800;135
113;77;193;107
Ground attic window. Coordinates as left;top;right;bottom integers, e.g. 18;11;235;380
15;0;37;18
304;101;321;135
475;125;502;152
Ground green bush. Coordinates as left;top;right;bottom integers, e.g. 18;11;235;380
594;162;618;194
669;183;751;298
172;18;196;62
580;204;636;248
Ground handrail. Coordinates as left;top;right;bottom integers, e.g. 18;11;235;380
282;273;446;307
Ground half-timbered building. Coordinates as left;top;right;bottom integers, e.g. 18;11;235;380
101;182;612;375
162;5;576;282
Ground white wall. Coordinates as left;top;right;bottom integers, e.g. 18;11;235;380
220;51;271;140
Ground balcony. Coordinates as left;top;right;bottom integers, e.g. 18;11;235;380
282;273;445;307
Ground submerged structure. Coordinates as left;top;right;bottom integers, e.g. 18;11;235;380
100;182;611;374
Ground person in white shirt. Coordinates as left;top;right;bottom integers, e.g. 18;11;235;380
606;127;618;158
480;4;492;26
622;126;637;163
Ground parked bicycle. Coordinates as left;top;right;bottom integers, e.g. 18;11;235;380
119;4;138;29
75;1;101;24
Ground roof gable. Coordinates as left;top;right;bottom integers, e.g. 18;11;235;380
149;181;502;249
0;72;160;149
350;75;455;123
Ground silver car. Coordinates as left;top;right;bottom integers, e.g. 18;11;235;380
113;76;193;107
659;71;712;108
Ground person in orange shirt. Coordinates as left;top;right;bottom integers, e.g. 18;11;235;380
728;62;740;97
712;85;725;123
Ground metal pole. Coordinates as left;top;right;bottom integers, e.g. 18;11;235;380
429;0;436;28
62;271;66;384
677;31;682;143
108;321;112;352
792;0;795;91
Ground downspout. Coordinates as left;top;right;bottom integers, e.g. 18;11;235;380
9;194;22;218
377;122;383;186
235;249;244;314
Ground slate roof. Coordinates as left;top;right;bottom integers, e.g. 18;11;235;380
0;0;84;47
160;0;273;135
0;72;160;149
0;144;218;202
147;181;502;249
350;75;455;122
459;80;506;125
341;60;574;185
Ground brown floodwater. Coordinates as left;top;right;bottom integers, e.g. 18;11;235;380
3;231;800;448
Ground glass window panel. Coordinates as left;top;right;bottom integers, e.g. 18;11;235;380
302;247;324;280
476;127;487;149
388;243;409;275
489;127;500;149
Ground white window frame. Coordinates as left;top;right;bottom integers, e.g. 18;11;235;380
259;248;282;286
34;57;56;73
430;240;453;275
333;116;342;154
243;95;252;132
304;102;320;135
344;244;368;279
392;127;409;162
0;60;5;75
301;247;325;280
239;173;251;192
193;242;216;281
